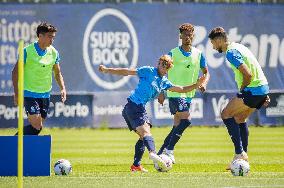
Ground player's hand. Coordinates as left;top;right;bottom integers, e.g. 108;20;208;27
196;76;206;88
13;94;18;106
157;93;165;106
99;65;107;73
263;95;270;107
198;84;207;93
61;88;67;103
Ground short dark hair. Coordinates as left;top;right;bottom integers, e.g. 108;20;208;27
36;22;57;37
179;23;194;34
208;27;227;41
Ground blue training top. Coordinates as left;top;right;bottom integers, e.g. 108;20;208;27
128;66;173;105
23;42;60;98
226;49;269;95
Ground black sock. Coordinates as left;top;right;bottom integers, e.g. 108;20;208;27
239;122;249;152
158;126;175;155
167;119;191;150
15;124;42;135
223;118;243;154
133;139;145;166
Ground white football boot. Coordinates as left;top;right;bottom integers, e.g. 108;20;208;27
165;149;176;164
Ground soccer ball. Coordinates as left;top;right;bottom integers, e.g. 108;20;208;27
154;154;173;172
54;159;72;175
230;159;250;176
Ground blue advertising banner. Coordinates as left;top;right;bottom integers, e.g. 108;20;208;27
0;4;284;94
1;4;284;127
0;94;94;128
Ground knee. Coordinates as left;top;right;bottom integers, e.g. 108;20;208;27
29;117;43;130
234;116;246;124
221;109;230;120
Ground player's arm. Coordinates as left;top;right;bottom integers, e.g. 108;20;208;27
99;65;137;76
168;76;206;93
238;64;252;91
226;49;252;92
12;62;19;105
198;53;210;93
53;64;66;103
199;67;210;93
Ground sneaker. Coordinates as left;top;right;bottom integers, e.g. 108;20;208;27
130;165;148;172
226;151;249;170
165;149;175;164
149;152;167;170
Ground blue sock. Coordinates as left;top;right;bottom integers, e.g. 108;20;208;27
143;136;155;153
223;118;243;154
167;119;191;150
239;122;249;153
158;126;175;155
15;124;41;135
133;139;145;166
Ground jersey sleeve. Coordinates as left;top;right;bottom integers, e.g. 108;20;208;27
200;53;207;69
168;51;172;57
226;49;244;68
55;51;60;64
163;79;174;91
23;48;27;64
137;66;152;78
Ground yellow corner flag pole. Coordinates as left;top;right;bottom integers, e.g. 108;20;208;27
17;39;24;188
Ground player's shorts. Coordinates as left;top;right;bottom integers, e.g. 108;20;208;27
24;97;50;119
168;97;191;115
237;91;268;109
122;98;151;131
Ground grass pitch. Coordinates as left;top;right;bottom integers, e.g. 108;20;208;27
0;126;284;188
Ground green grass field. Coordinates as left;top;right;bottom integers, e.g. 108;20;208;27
0;126;284;188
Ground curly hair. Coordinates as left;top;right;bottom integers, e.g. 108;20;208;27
208;27;228;41
159;54;174;69
36;22;57;37
179;23;194;34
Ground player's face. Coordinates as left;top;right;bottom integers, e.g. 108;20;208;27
210;39;223;53
39;32;56;47
180;30;194;46
158;61;171;76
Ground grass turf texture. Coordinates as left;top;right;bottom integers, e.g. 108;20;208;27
0;126;284;188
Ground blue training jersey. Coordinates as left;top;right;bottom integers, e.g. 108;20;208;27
226;49;269;95
128;66;173;105
23;42;60;98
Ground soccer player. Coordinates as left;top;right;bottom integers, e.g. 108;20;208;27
208;27;270;169
99;54;206;172
12;22;66;135
157;23;210;164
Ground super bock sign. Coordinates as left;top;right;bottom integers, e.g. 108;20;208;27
83;8;139;90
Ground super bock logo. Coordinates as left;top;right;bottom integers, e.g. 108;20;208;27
83;8;139;90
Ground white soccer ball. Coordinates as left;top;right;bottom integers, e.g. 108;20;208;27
54;159;72;175
230;159;250;176
154;154;173;172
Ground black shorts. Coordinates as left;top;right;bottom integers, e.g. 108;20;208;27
122;99;151;131
237;91;268;109
24;97;50;119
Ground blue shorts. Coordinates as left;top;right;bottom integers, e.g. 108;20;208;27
24;97;50;119
237;91;268;109
168;98;191;115
122;99;151;131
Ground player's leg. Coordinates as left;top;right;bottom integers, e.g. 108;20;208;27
157;114;178;155
15;97;44;135
122;102;147;172
135;123;167;170
221;97;251;155
163;98;191;163
234;108;255;153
